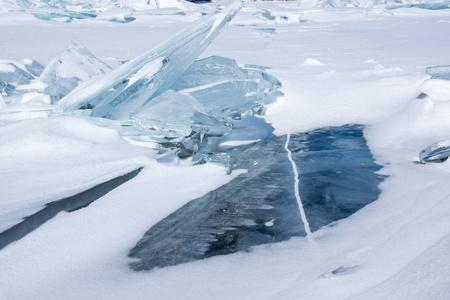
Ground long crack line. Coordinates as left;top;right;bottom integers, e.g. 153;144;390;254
284;133;314;242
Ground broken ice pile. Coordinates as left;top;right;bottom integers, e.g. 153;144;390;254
0;40;114;124
0;0;281;164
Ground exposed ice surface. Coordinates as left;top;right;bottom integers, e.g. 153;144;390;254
129;125;384;270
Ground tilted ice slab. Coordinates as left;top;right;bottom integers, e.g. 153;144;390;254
58;1;242;120
129;124;385;270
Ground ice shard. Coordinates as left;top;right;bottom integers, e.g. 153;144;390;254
128;125;385;271
40;40;112;101
58;1;243;120
419;139;450;163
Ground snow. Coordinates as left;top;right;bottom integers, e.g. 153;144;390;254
1;1;450;299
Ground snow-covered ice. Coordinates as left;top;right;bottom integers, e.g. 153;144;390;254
1;0;450;299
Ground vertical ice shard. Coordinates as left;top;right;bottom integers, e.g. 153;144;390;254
58;1;243;120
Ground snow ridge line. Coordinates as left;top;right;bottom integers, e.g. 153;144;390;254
284;133;314;242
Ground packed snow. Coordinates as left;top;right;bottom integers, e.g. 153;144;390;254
1;0;450;299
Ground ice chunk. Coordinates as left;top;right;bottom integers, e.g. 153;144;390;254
185;80;265;118
0;81;15;96
40;40;112;101
58;1;243;119
419;139;450;163
173;55;280;119
132;89;230;136
426;65;450;80
170;56;247;91
128;125;385;270
0;60;34;86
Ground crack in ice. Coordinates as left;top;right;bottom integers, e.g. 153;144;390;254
285;133;313;242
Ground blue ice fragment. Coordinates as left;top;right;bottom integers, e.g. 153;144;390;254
419;139;450;163
0;82;15;96
58;1;243;120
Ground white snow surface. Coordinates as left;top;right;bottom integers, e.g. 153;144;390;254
1;1;450;299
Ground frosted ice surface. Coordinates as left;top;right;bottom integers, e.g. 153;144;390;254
58;1;243;119
426;65;450;80
40;40;112;101
419;139;450;163
129;125;385;270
